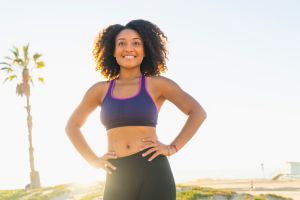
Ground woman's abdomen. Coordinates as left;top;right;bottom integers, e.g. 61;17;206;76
107;126;158;157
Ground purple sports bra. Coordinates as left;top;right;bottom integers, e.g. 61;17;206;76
100;75;158;130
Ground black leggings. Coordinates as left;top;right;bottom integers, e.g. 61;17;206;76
103;148;176;200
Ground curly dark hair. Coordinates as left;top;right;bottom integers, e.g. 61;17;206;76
93;19;168;80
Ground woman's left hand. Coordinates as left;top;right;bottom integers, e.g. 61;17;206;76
139;137;174;161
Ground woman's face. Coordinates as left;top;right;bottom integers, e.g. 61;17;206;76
114;28;145;70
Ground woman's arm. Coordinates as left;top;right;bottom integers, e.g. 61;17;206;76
65;82;104;166
159;77;207;155
141;76;207;160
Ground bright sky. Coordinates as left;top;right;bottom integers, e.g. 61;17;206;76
0;0;299;190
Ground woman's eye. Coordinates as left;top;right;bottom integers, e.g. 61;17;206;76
133;41;141;46
118;42;125;46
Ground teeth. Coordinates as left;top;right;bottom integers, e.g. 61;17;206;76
124;56;135;59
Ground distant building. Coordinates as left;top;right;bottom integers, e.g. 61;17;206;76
272;162;300;180
287;162;300;176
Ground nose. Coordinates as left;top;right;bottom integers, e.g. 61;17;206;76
124;43;134;52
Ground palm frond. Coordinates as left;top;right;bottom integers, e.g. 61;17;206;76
4;56;13;61
23;44;30;66
38;77;45;83
13;58;24;66
10;46;19;59
23;44;29;57
3;75;17;83
0;62;12;66
36;61;45;69
0;67;14;73
33;53;42;62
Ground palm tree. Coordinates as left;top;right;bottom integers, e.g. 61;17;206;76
0;44;45;189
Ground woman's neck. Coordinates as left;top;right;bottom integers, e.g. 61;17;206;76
118;70;142;80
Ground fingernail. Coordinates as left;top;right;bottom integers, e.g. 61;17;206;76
142;154;145;157
148;159;151;161
113;167;116;170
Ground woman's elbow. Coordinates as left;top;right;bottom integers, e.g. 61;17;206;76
65;123;72;136
195;102;207;121
65;120;78;136
201;107;207;119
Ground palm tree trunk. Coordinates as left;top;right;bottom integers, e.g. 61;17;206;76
25;85;41;189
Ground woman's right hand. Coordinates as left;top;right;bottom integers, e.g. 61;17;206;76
91;151;118;175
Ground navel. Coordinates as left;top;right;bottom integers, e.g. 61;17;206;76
126;144;131;149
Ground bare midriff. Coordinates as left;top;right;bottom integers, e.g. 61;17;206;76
107;126;158;158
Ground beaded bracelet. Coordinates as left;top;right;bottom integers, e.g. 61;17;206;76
167;144;178;159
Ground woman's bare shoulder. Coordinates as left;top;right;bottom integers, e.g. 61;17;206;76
87;80;109;93
147;75;170;82
147;75;178;88
84;80;110;104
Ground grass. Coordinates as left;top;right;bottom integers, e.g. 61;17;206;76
0;184;70;200
176;185;293;200
0;183;293;200
0;189;27;200
176;185;235;200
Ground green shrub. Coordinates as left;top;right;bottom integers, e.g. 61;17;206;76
0;189;27;200
176;185;235;200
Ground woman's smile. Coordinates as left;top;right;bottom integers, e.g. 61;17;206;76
123;55;136;59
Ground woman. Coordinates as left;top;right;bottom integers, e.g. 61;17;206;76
65;19;207;200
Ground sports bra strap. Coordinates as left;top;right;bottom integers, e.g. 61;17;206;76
107;79;114;95
141;75;146;91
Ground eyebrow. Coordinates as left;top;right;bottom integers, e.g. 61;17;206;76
116;38;142;41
